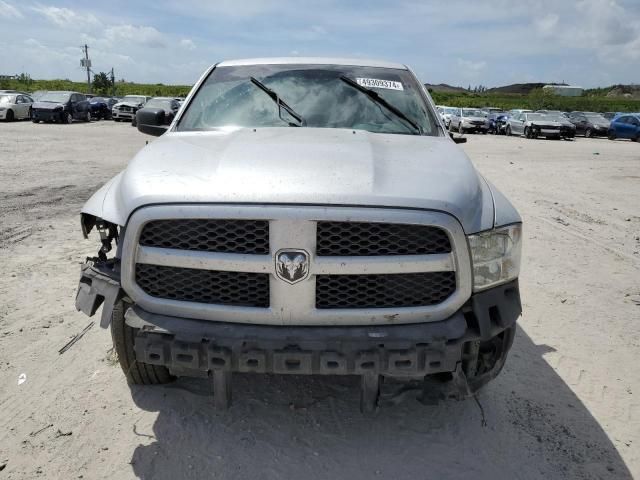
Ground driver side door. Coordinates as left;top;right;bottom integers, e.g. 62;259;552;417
511;114;524;135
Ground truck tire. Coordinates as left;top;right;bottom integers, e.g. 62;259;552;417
110;301;173;385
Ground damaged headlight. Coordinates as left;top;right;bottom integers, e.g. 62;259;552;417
468;224;522;291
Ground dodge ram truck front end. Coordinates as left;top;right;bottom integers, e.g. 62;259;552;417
75;58;522;413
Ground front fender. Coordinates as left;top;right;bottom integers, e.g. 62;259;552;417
483;178;521;228
80;172;127;236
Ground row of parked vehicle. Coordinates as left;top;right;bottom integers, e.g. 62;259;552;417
436;106;640;142
0;89;183;126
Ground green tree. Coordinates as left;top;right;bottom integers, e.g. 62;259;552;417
528;87;556;110
92;72;113;95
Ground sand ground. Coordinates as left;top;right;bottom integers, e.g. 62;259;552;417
0;120;638;479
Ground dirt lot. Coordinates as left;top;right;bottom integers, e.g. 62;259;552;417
0;120;639;479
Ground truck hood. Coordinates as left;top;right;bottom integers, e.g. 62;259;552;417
85;127;497;233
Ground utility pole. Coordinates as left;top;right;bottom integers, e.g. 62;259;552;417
81;44;91;94
110;68;115;97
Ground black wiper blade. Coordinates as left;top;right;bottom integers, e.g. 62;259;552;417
249;76;305;127
339;75;423;135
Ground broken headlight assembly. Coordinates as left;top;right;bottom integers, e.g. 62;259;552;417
468;224;522;292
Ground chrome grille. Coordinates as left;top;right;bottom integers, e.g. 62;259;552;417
122;206;472;326
316;272;456;309
135;264;270;307
140;219;269;254
316;221;451;256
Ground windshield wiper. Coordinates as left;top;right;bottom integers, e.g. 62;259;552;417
249;77;305;127
339;75;423;135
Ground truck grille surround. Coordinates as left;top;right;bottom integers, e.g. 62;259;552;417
122;206;472;326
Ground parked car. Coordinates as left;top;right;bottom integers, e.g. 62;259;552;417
31;91;91;123
0;93;34;121
608;113;640;141
111;95;151;122
449;108;489;133
568;112;610;137
89;97;119;120
506;112;575;140
75;57;522;413
487;111;509;134
132;97;180;127
438;106;459;128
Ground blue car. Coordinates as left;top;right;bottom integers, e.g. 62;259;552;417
608;113;640;141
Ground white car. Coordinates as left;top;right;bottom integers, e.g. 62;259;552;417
437;106;460;128
111;95;151;122
0;93;33;121
449;108;489;134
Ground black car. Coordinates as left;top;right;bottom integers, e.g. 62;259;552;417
89;97;119;120
568;112;610;137
31;91;91;124
132;97;180;127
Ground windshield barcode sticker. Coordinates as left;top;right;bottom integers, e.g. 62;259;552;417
356;78;404;91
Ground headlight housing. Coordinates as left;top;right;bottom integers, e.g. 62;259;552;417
468;224;522;291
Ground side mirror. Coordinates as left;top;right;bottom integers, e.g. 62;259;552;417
137;108;168;137
450;132;467;144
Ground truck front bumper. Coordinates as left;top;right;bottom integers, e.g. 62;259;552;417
76;258;521;395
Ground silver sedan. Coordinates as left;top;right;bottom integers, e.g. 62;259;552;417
0;93;33;121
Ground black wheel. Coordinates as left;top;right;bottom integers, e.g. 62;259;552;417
62;111;72;124
505;125;512;136
6;109;14;122
608;130;616;140
32;118;39;123
458;123;465;134
84;111;91;122
110;301;173;385
27;107;32;120
114;118;121;122
585;128;593;138
525;127;532;139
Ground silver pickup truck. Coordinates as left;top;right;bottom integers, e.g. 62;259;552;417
75;57;522;413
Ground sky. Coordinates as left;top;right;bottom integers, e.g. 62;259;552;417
0;0;639;88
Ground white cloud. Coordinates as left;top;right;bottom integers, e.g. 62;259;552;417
0;0;22;19
180;38;196;50
535;13;559;36
105;24;167;48
31;4;97;26
457;59;487;72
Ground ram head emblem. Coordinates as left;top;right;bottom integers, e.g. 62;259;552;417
276;250;310;284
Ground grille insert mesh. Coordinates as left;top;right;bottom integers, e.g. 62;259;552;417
316;272;456;309
316;222;451;256
136;264;269;307
139;219;269;254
